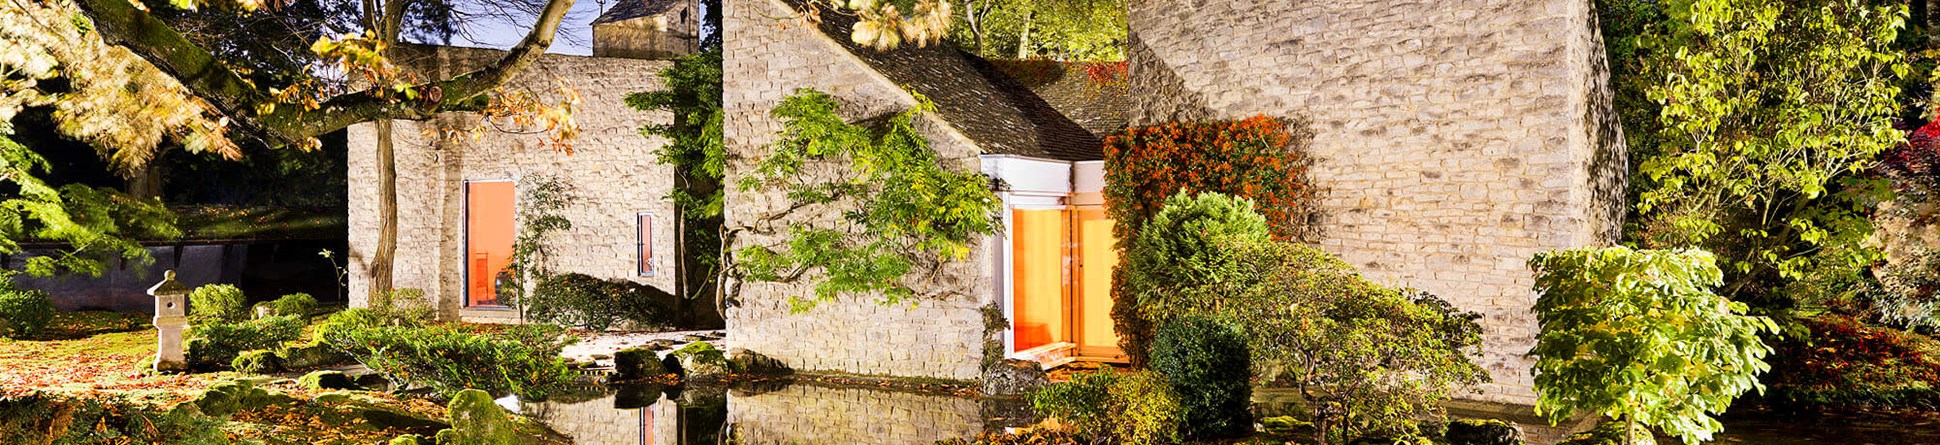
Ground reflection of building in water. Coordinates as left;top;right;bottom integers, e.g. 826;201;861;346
726;383;984;445
521;384;724;445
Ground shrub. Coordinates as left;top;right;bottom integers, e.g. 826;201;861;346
1030;370;1119;438
1029;370;1183;443
1117;192;1271;365
0;393;228;444
1764;314;1940;409
314;307;385;342
1445;419;1525;445
367;288;435;325
0;283;54;339
1103;115;1311;241
269;293;318;319
1148;316;1251;439
1529;247;1777;445
1107;371;1183;444
188;284;247;323
323;324;579;398
1157;240;1484;444
527;273;676;331
186;315;305;370
1558;421;1655;445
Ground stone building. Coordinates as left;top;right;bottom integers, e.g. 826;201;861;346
593;0;701;59
344;4;700;323
723;0;1624;405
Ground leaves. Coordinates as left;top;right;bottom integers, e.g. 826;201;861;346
1529;247;1779;444
734;88;1000;311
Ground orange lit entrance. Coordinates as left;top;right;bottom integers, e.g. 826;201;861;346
464;180;515;307
1010;206;1125;364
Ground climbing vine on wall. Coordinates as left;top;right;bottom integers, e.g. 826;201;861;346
734;88;1001;312
503;174;578;314
628;49;726;305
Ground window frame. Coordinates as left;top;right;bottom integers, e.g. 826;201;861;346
462;178;517;309
636;212;655;277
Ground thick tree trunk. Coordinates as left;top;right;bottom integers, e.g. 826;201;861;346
125;164;164;199
369;119;398;297
1015;9;1032;59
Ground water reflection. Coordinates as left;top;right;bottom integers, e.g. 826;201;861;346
519;380;1012;445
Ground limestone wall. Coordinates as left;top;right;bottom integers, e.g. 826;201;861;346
721;0;995;381
727;384;985;445
345;46;680;321
1126;0;1626;403
594;5;700;60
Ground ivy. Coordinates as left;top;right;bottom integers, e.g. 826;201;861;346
734;88;1000;312
1530;247;1779;445
628;49;726;303
501;175;577;313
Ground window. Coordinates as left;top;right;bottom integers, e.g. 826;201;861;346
464;180;516;307
636;213;654;277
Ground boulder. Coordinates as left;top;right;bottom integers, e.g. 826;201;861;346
612;347;669;380
980;359;1048;397
727;348;790;375
1560;421;1655;445
193;380;290;418
1446;418;1525;445
230;350;282;374
298;370;358;391
669;341;732;380
442;389;515;445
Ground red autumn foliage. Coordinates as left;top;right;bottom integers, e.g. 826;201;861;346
1765;315;1940;408
1881;120;1940;180
1102;115;1311;242
1082;61;1128;86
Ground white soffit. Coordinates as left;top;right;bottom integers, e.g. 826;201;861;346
981;154;1073;197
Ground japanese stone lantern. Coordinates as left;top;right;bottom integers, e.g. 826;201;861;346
149;270;191;373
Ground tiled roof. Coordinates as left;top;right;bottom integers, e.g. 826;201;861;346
987;60;1132;138
594;0;685;25
805;6;1104;162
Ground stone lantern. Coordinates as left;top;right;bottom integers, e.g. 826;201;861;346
149;270;191;373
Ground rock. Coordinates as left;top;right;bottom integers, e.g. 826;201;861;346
1446;418;1525;445
443;389;516;445
680;334;708;343
193;380;288;418
230;350;282;374
298;370;358;390
613;347;668;380
590;354;612;360
726;348;790;375
1560;421;1655;445
355;373;392;391
980;359;1048;397
669;341;731;380
388;434;431;445
277;343;350;370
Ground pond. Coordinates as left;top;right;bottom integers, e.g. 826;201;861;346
513;381;1940;445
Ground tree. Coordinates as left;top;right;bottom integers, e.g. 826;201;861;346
950;0;1125;61
32;0;584;298
1529;247;1779;445
1631;0;1909;311
731;89;1000;311
628;49;726;315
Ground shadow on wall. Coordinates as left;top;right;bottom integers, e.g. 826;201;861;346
7;239;349;312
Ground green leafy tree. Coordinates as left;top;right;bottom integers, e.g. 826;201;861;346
1632;0;1909;310
733;88;1001;311
952;0;1126;61
1529;247;1780;445
628;49;727;314
1117;191;1268;364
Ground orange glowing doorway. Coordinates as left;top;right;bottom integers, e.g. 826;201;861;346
1010;206;1125;362
464;180;515;307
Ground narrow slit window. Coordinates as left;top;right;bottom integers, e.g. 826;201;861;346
637;213;654;277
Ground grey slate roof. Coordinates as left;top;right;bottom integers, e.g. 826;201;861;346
806;7;1104;162
594;0;684;25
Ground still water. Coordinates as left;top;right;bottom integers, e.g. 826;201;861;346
516;381;1940;445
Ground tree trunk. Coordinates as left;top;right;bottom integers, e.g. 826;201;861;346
1015;9;1032;59
369;119;397;297
125;163;164;199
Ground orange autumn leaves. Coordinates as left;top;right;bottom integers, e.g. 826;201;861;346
1103;115;1309;242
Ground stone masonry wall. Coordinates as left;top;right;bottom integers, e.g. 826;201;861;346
722;0;995;381
346;47;679;321
727;383;985;445
1126;0;1626;403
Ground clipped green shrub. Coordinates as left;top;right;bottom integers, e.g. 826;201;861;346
1118;192;1272;366
314;308;385;342
367;288;435;326
613;347;667;380
187;315;305;370
527;273;677;331
297;370;357;390
323;324;578;398
0;283;55;339
276;343;351;370
269;293;318;319
230;350;282;374
1148;316;1251;439
188;284;248;323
